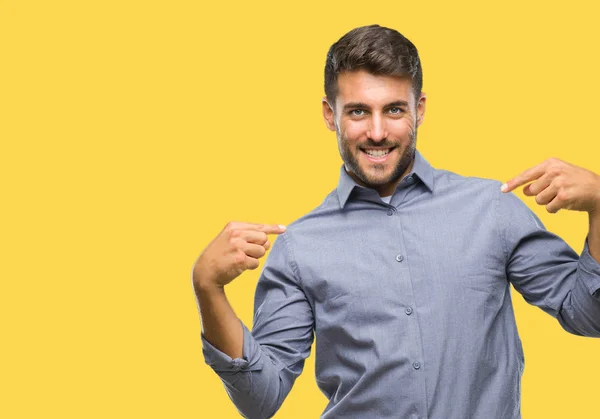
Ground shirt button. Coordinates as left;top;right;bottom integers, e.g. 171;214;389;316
405;307;413;315
413;361;421;370
387;207;396;216
395;254;404;262
406;176;415;184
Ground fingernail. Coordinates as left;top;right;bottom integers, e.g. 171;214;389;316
501;183;508;192
278;224;287;230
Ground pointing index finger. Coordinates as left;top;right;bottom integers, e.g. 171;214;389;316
245;223;287;234
501;163;547;193
227;222;287;235
260;223;287;235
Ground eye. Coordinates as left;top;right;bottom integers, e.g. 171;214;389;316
388;107;404;114
350;109;365;116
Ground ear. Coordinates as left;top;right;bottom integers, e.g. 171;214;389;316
322;97;336;132
416;92;426;127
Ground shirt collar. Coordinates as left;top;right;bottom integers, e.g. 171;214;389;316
336;148;435;209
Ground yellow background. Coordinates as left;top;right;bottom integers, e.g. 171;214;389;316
2;0;600;418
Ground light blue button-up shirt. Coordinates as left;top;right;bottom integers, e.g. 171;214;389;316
201;150;600;419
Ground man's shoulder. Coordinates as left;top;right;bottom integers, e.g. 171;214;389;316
434;167;503;194
283;188;341;236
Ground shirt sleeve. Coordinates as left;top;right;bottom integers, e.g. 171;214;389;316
498;188;600;337
200;231;315;418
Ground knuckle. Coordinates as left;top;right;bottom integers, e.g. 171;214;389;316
551;159;565;170
548;168;561;178
548;160;561;172
233;252;246;265
228;236;240;248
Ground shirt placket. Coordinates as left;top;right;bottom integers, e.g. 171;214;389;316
389;180;429;419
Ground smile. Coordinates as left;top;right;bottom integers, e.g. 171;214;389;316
361;147;396;162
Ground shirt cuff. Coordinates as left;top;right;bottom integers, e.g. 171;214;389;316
579;236;600;296
201;319;264;372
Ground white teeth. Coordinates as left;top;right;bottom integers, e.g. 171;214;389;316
365;148;391;158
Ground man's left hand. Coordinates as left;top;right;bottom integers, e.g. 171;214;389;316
501;157;600;214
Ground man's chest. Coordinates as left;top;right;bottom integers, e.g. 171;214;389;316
292;205;508;331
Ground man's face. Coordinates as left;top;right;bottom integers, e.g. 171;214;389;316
322;70;426;197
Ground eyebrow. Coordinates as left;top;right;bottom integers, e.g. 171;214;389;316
343;100;410;111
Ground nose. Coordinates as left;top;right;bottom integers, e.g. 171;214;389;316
367;113;387;142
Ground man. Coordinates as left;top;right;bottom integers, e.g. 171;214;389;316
192;25;600;418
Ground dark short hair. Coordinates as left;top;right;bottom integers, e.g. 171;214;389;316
324;24;423;106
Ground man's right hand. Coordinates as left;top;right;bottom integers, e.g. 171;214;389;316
192;222;287;292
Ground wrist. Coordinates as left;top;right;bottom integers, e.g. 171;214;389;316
590;207;600;230
592;176;600;215
193;274;225;296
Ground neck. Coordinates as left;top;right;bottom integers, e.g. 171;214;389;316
345;157;416;197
